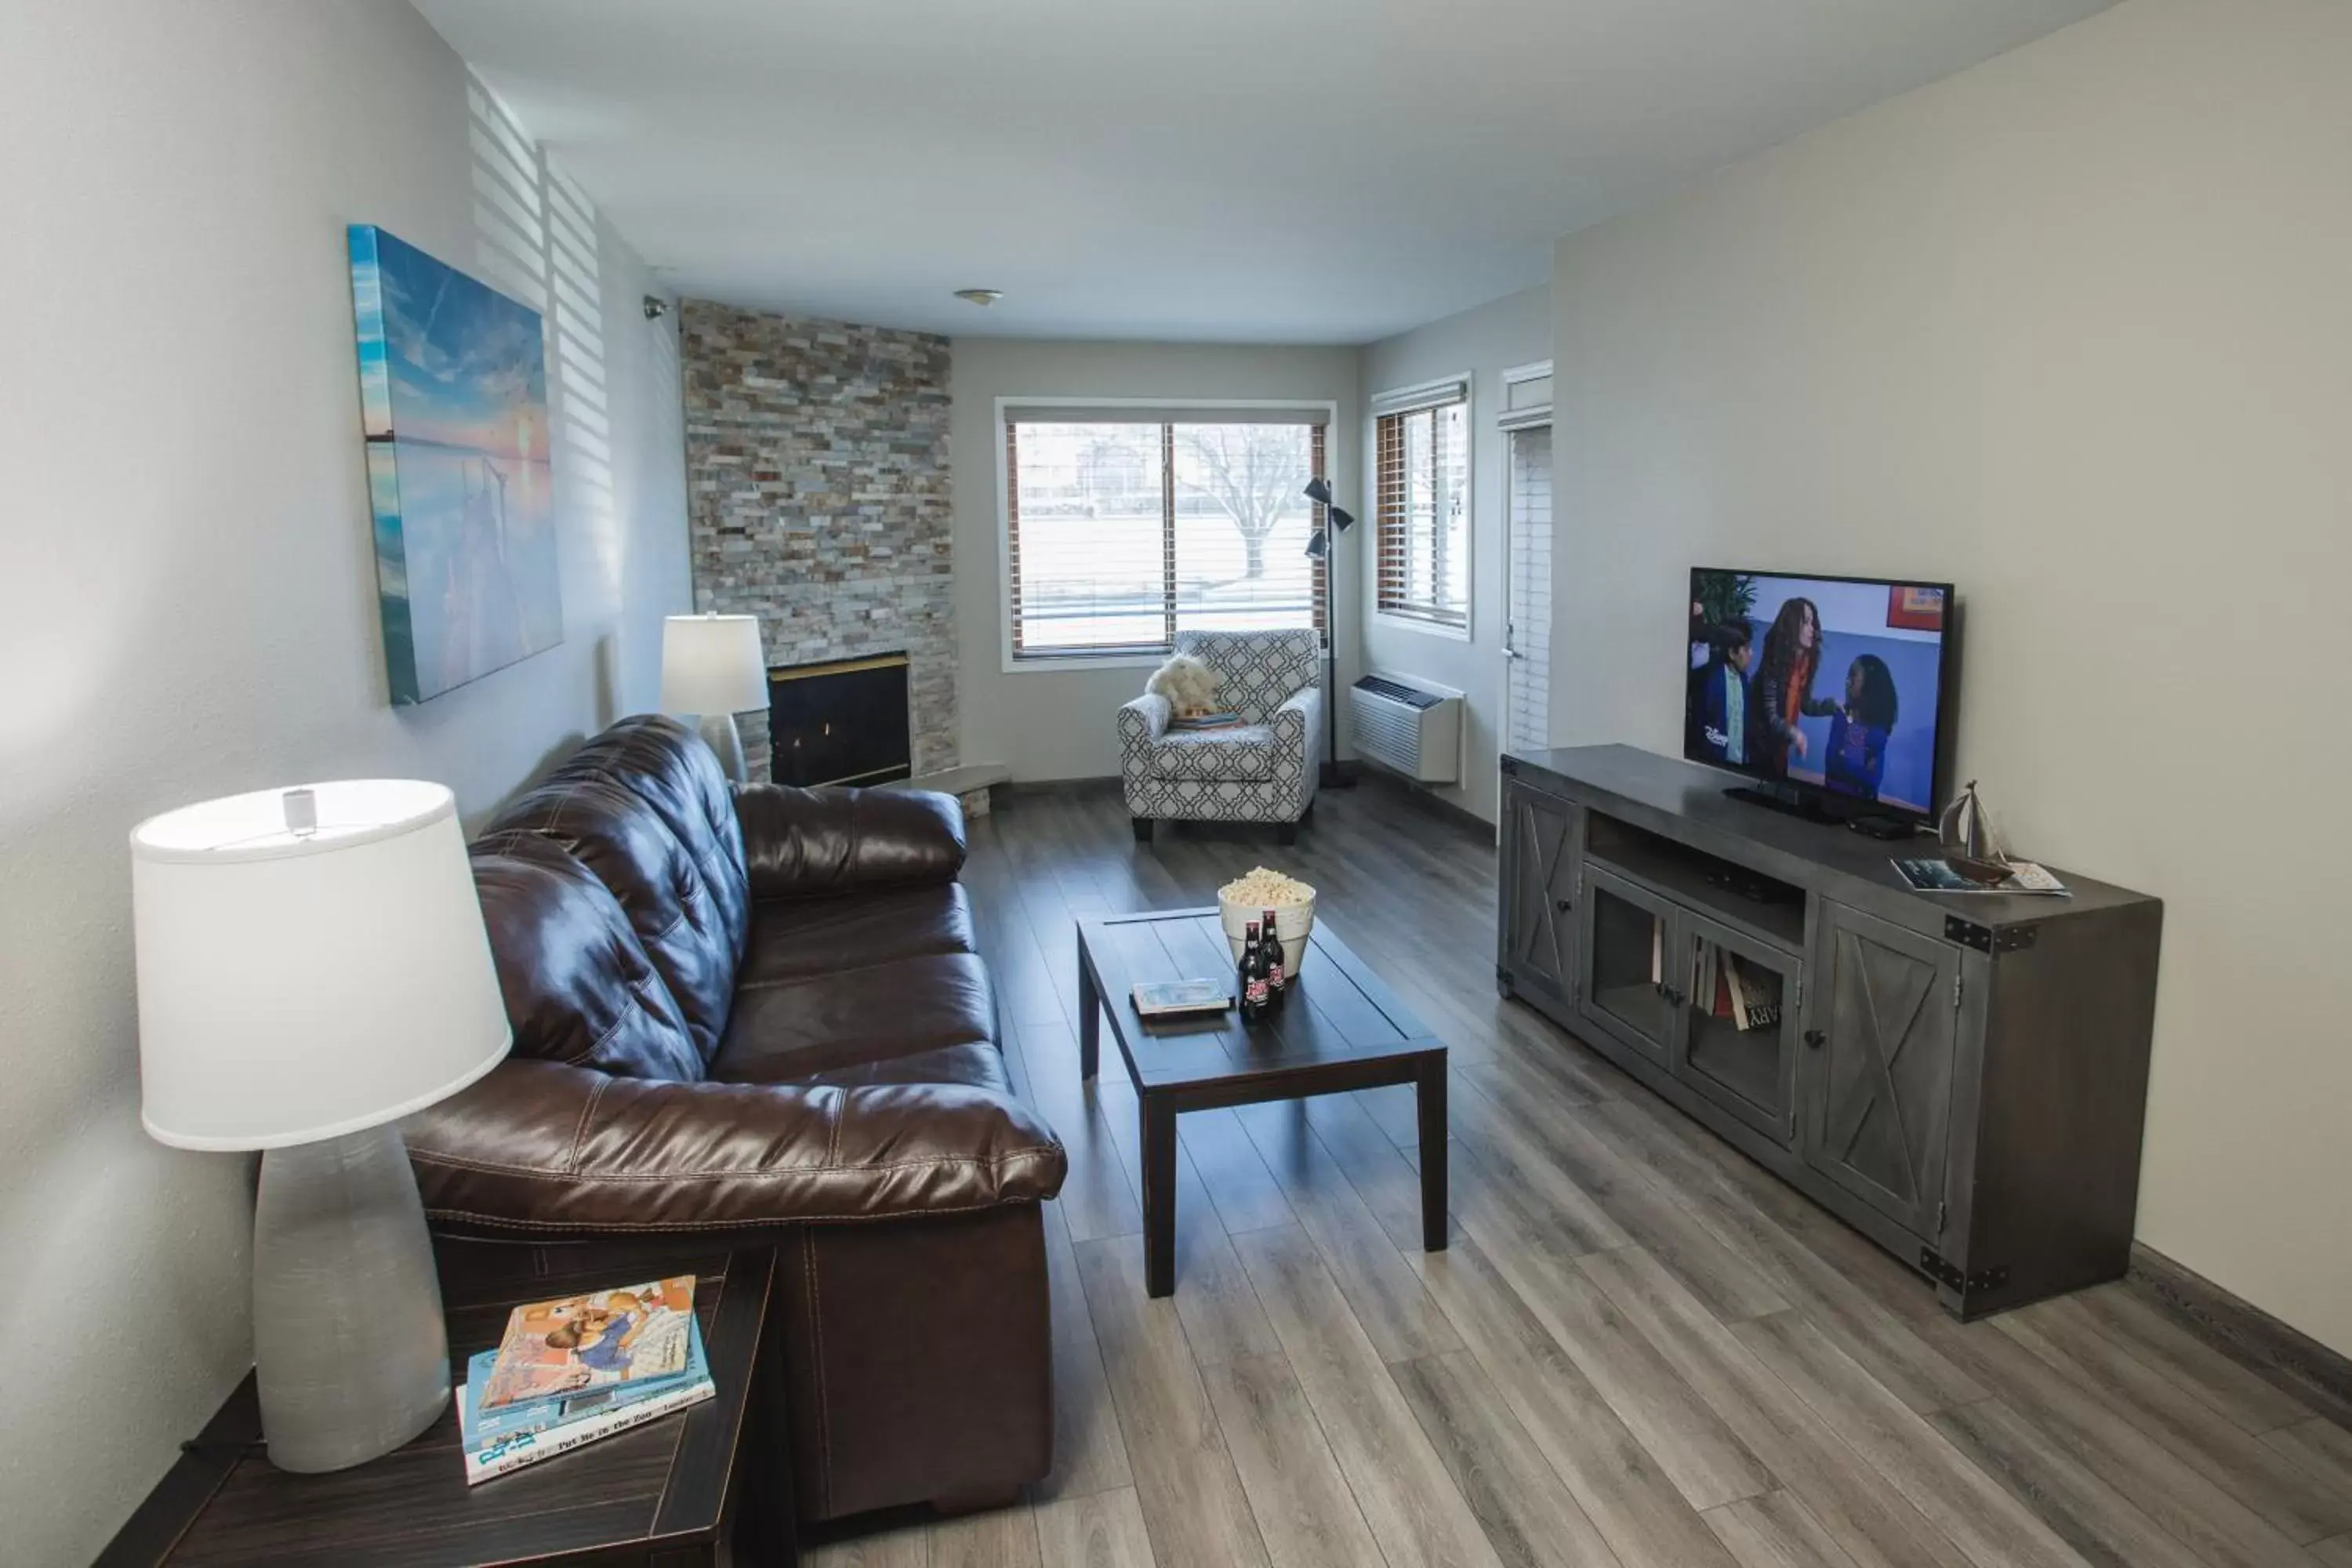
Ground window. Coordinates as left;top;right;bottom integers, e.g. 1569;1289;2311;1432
1004;411;1327;659
1374;382;1470;630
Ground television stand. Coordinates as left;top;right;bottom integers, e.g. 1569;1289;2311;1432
1498;743;2162;1320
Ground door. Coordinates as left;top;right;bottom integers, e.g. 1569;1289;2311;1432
1800;902;1961;1238
1501;780;1579;1000
1676;909;1801;1144
1575;865;1682;1066
1500;423;1553;753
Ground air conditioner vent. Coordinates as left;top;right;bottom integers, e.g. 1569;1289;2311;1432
1348;674;1463;783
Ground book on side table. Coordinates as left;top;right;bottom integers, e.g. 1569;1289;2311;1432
459;1275;715;1483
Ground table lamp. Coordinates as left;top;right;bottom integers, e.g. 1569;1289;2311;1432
662;612;768;784
131;779;510;1472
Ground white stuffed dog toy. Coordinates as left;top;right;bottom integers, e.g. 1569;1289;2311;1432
1145;654;1221;719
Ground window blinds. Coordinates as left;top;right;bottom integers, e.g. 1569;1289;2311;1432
1004;415;1328;658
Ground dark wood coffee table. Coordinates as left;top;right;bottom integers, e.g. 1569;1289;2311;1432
1076;907;1447;1298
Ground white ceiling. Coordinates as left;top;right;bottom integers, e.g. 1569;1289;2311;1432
414;0;2109;344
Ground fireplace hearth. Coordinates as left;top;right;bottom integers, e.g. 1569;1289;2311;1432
768;652;913;788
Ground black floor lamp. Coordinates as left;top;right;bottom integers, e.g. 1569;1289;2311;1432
1303;477;1356;789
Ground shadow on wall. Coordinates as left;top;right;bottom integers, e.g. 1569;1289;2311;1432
466;82;619;614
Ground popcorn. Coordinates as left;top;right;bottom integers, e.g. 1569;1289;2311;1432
1219;866;1315;908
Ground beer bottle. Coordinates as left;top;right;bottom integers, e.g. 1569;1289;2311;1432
1261;907;1286;1006
1241;920;1270;1021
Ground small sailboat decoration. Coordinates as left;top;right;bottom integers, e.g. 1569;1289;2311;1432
1938;780;2011;884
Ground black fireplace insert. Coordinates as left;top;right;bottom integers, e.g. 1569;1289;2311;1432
768;652;913;788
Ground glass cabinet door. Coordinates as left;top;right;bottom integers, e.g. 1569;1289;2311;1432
1576;867;1681;1065
1677;910;1800;1141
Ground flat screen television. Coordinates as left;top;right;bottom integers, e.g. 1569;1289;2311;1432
1686;568;1955;823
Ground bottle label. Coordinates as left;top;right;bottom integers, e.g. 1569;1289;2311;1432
1245;978;1269;1008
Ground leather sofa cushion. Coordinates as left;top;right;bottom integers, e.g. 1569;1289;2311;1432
713;954;997;1083
793;1041;1013;1095
739;884;978;987
493;771;742;1066
542;715;753;970
469;833;702;1082
736;784;967;898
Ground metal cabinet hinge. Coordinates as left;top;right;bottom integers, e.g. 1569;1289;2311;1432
1936;1200;1947;1236
1953;969;1963;1011
1918;1247;2007;1295
1792;975;1804;1011
1944;915;2038;954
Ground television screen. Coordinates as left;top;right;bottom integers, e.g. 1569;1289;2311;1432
1686;568;1953;818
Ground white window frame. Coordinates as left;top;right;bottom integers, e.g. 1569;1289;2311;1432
994;395;1340;673
1367;373;1475;642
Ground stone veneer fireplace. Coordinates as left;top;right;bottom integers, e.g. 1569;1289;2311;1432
681;301;955;785
767;652;913;788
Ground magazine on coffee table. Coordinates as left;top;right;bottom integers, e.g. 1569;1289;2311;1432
1131;979;1232;1019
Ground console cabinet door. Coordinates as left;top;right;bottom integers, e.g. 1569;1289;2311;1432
1501;781;1581;1001
1800;902;1960;1240
1575;866;1682;1066
1675;909;1800;1145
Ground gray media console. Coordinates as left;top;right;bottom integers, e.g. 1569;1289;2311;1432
1496;745;2162;1319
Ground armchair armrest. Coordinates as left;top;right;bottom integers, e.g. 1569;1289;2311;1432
1273;684;1323;772
1116;692;1172;746
735;782;965;899
405;1059;1067;1233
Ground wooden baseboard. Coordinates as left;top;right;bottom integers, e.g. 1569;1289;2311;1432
1356;767;1494;840
995;775;1119;797
2128;1243;2352;1428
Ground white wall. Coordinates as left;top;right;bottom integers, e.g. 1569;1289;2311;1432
950;339;1362;781
1548;0;2352;1352
1359;285;1552;822
0;2;690;1559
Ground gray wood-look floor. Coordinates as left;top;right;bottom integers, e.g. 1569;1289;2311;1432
805;779;2352;1568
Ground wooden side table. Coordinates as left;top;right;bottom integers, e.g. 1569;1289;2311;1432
98;1242;792;1568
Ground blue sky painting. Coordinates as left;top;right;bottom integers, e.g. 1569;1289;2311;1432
349;224;561;704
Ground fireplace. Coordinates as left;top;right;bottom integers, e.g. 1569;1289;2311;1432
767;652;913;787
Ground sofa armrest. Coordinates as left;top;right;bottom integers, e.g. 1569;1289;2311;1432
735;782;965;898
404;1059;1066;1233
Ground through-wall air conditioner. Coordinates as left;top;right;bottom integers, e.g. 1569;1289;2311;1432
1348;673;1464;783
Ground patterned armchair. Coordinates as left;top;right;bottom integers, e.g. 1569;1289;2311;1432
1118;629;1323;841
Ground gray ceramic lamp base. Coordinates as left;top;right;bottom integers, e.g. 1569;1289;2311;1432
252;1123;451;1473
695;712;750;786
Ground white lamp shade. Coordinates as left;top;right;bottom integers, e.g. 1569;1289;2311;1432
130;780;511;1151
661;614;768;715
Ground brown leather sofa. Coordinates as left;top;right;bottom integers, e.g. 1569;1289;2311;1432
402;715;1067;1523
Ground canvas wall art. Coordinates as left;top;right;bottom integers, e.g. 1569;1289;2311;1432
349;224;561;705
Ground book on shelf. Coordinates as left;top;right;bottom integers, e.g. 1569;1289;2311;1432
479;1275;697;1413
1733;959;1781;1031
459;1309;713;1483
